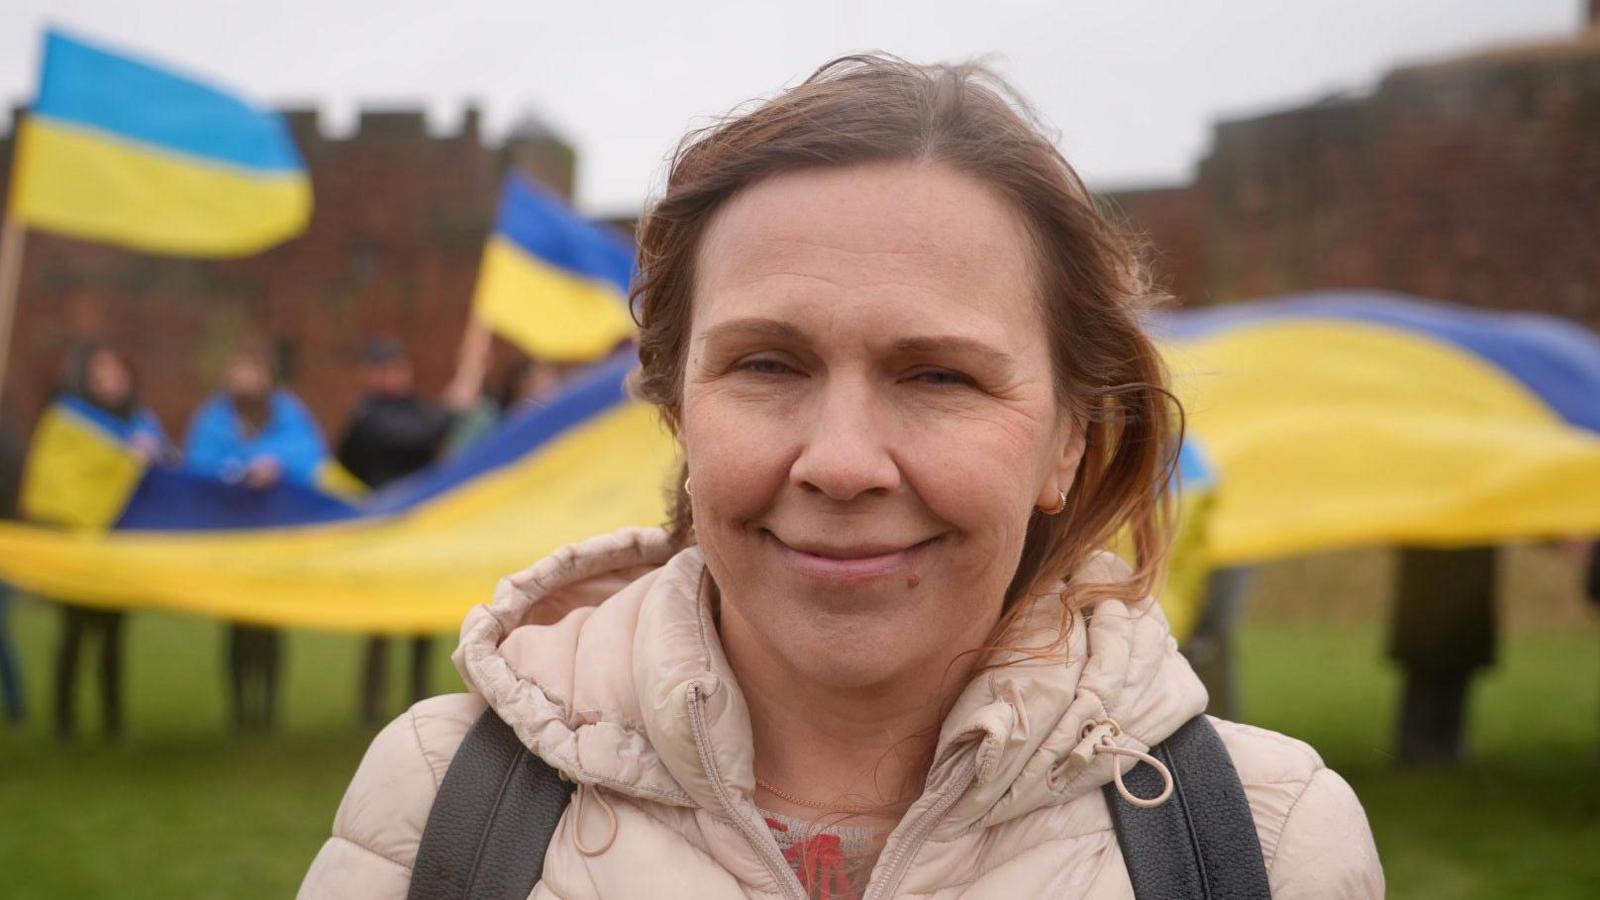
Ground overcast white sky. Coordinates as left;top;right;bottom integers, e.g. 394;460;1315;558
1;1;1585;216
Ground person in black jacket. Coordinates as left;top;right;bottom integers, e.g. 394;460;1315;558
1389;545;1499;764
338;338;475;727
1583;541;1599;761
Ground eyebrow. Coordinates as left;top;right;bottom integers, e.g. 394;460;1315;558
700;317;1015;370
699;317;807;346
891;335;1015;371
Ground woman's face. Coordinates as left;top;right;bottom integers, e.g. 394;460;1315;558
85;350;132;409
224;354;272;402
680;160;1084;689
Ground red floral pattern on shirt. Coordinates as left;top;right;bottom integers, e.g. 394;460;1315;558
766;817;863;900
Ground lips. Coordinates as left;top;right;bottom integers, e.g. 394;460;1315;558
764;530;940;583
777;538;919;559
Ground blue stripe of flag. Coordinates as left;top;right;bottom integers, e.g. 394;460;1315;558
1151;291;1600;433
32;29;304;174
494;172;636;291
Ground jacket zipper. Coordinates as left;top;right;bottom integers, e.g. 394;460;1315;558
860;757;979;900
687;683;808;900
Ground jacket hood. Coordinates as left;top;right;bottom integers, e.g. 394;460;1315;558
453;528;1208;836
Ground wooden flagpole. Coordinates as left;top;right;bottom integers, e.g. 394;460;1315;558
0;213;26;420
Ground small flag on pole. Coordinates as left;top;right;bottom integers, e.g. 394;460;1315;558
7;30;311;257
471;172;636;362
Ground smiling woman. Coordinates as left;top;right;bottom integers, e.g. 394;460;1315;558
300;55;1383;900
684;161;1071;696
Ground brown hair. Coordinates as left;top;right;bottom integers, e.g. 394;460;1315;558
631;54;1181;657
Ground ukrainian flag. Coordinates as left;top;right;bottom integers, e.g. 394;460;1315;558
0;291;1595;635
1157;291;1600;563
20;396;167;530
472;173;637;361
8;30;310;256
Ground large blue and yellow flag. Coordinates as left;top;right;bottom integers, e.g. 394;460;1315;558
472;173;637;361
1158;291;1600;563
0;357;673;632
0;291;1595;634
8;30;310;256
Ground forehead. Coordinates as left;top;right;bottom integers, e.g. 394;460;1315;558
693;161;1041;342
228;355;265;369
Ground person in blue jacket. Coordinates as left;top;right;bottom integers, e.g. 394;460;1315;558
185;339;330;733
186;342;328;492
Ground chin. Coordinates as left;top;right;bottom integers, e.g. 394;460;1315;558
708;541;995;691
764;600;931;689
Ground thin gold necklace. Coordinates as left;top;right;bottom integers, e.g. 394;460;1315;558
755;778;890;817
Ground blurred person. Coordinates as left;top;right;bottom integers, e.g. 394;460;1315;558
1389;545;1498;765
1164;440;1247;720
508;356;583;408
303;57;1381;898
1584;541;1599;759
442;354;587;457
21;344;170;739
438;323;502;458
438;384;500;458
1184;565;1255;721
0;584;19;728
186;338;330;733
338;337;476;728
0;418;24;727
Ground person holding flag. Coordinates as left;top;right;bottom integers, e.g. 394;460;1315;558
20;343;170;740
333;170;638;725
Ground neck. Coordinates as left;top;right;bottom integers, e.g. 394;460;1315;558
719;602;982;824
233;393;271;434
85;393;135;420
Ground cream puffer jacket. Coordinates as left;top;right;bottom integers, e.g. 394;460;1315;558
300;528;1383;899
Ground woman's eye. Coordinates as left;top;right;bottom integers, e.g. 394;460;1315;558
910;368;974;387
737;358;796;376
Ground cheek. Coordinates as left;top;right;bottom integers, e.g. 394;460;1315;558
900;403;1058;537
680;386;794;527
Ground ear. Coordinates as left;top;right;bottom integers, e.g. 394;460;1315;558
1036;418;1088;509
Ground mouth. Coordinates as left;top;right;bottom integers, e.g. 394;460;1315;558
763;530;942;583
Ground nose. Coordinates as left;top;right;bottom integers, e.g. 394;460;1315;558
789;377;901;502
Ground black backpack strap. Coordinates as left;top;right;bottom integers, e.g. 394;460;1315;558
1104;715;1272;899
408;708;576;900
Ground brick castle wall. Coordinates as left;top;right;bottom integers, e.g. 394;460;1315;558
1109;31;1600;330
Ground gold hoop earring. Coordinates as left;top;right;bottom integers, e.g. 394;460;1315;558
1040;488;1067;516
683;477;693;497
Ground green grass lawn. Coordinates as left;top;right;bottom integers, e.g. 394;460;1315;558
1238;622;1599;898
0;601;466;899
0;548;1596;898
